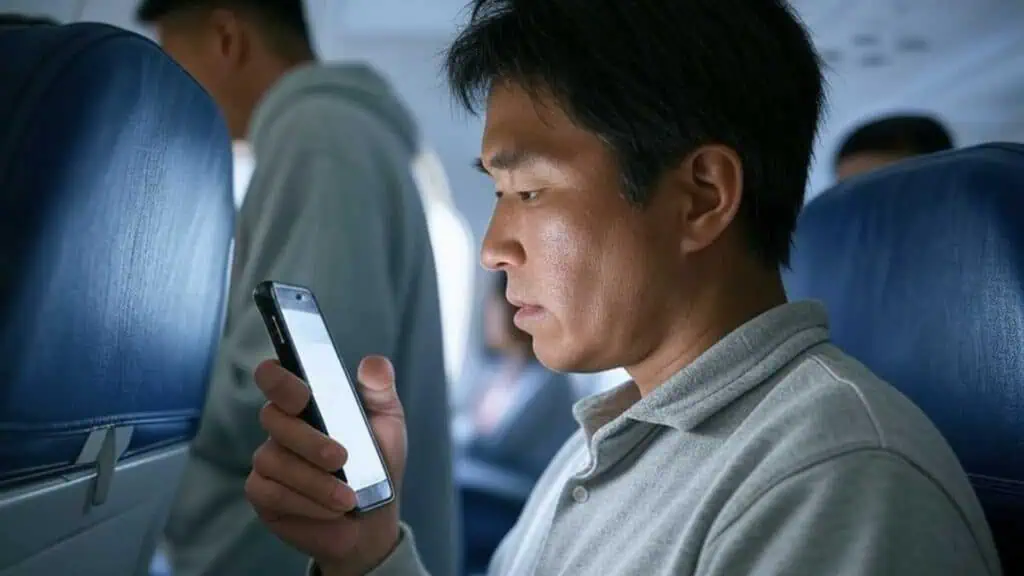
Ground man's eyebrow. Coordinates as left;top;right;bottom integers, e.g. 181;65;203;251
472;149;540;174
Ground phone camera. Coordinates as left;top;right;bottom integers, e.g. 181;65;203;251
295;294;303;301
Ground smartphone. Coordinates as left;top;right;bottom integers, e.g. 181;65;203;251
253;280;394;512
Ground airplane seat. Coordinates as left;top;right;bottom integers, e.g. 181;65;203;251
785;143;1024;574
0;23;234;576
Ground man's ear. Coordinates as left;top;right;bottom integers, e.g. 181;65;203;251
207;8;249;66
665;144;744;254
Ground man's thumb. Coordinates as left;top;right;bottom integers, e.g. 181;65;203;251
356;355;396;393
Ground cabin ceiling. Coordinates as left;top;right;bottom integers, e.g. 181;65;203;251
3;0;1022;197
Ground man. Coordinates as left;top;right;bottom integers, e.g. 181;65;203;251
834;114;955;181
246;1;1001;575
134;2;456;575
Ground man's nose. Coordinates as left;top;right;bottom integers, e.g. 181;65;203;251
480;208;525;271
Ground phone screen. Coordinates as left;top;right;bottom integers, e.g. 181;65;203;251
279;307;388;492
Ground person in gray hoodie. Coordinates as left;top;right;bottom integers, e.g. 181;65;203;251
135;2;457;575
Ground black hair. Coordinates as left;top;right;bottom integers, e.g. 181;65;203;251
0;13;60;27
135;0;313;58
444;0;825;268
836;114;954;166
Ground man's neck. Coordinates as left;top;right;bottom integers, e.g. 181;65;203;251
626;267;788;397
236;54;315;138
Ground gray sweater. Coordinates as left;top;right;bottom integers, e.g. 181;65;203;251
323;301;999;576
163;62;457;576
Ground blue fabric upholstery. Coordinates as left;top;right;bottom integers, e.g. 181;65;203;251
785;143;1024;572
0;23;234;486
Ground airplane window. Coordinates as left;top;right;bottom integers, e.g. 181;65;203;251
411;148;476;385
232;140;255;209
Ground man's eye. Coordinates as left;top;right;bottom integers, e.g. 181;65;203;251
494;190;541;201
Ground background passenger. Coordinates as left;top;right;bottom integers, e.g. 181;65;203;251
835;114;955;181
453;272;576;479
452;272;577;573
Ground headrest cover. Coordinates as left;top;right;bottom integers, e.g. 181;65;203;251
786;143;1024;484
0;23;234;484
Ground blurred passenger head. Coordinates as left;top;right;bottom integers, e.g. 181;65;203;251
483;273;533;358
447;0;823;376
835;115;954;181
136;0;315;139
0;13;59;27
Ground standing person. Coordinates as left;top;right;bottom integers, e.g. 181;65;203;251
243;0;1000;575
134;2;456;575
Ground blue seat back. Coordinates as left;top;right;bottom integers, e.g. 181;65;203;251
0;22;233;575
785;143;1024;572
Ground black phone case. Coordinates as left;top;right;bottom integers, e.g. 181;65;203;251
252;282;349;483
251;281;396;514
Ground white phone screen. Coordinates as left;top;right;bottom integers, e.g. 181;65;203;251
279;308;388;492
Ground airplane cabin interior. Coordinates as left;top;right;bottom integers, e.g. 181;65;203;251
0;1;1021;575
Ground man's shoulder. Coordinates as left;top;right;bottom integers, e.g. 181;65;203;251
706;346;997;572
714;343;983;524
732;344;969;494
242;96;420;218
255;86;410;159
781;345;944;447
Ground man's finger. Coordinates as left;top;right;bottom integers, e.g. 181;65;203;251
254;359;310;416
259;401;348;472
355;356;404;422
245;471;345;521
356;355;396;393
252;439;357;513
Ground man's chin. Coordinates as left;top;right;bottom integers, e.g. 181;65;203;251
533;339;608;374
532;340;576;374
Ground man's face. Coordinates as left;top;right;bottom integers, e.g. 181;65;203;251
478;83;685;373
835;151;912;182
156;19;247;138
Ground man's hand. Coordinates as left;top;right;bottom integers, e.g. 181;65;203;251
245;356;406;576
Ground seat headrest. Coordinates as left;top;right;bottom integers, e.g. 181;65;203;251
0;23;234;485
785;142;1024;485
